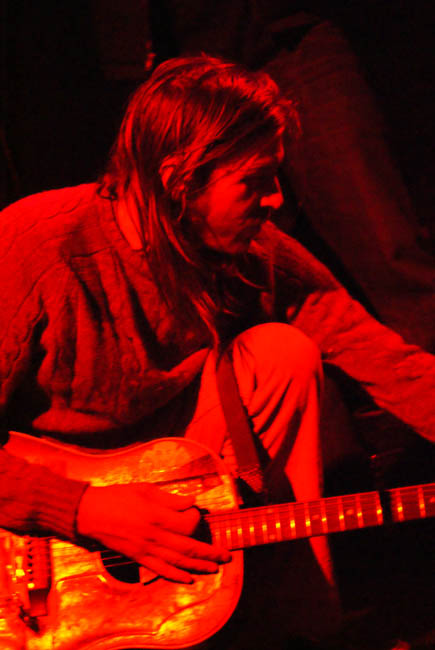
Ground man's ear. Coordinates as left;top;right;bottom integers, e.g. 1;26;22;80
159;160;176;191
159;155;185;195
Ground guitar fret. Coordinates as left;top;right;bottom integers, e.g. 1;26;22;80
308;500;323;536
423;484;435;518
208;484;435;553
275;507;288;541
266;508;278;543
250;512;270;546
236;517;244;548
254;516;261;545
304;502;312;536
275;517;282;542
261;518;268;544
295;503;306;538
337;496;345;531
248;516;255;547
320;498;328;534
289;503;296;539
229;520;237;548
418;486;426;518
391;486;422;522
394;489;404;522
324;497;340;533
342;495;361;531
358;493;380;527
356;493;363;528
375;492;384;525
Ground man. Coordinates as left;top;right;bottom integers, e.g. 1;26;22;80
158;0;435;352
0;56;434;648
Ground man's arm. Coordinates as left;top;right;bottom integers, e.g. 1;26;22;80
0;445;230;582
253;221;435;442
0;447;88;539
289;286;435;443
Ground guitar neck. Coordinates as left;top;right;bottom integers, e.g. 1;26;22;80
206;483;435;550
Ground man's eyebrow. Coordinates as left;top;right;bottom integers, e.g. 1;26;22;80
251;145;285;169
243;157;281;174
224;149;284;176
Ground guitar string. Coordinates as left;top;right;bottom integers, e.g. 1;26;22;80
206;493;435;524
46;491;435;563
34;487;434;538
45;488;434;543
25;492;435;576
32;482;435;562
28;501;435;568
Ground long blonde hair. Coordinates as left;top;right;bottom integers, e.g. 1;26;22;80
100;55;299;346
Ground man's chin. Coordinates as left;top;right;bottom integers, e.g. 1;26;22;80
203;237;251;255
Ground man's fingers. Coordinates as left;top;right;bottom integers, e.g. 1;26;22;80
77;481;232;586
139;554;195;584
138;544;223;583
155;528;231;564
148;544;221;574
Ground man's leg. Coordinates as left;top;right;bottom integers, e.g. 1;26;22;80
185;323;341;644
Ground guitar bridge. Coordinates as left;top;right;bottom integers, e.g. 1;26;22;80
14;536;52;628
18;603;41;633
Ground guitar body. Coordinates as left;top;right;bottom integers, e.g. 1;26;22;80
0;433;244;650
2;433;434;649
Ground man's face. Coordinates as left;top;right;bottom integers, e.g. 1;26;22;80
187;141;284;254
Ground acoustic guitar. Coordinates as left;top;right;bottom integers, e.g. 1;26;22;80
0;431;433;649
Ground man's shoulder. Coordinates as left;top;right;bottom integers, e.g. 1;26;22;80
252;220;310;258
1;183;99;230
251;221;339;290
0;183;107;260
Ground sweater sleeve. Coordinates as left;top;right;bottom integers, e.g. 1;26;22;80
253;222;435;442
289;287;435;443
0;448;88;541
0;197;89;541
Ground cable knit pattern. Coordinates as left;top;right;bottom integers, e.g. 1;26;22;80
0;449;88;540
0;183;434;541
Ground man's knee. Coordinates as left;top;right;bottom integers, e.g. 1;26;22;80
232;323;322;383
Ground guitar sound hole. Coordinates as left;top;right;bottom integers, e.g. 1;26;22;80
98;510;212;585
100;551;141;584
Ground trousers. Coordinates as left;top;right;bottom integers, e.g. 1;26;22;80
184;323;342;644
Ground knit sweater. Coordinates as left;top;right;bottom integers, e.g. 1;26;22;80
1;183;434;541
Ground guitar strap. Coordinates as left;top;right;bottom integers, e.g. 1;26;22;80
216;348;268;502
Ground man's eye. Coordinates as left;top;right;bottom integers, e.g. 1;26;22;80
243;174;274;191
244;174;269;186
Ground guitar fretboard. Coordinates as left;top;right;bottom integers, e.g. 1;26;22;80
206;483;435;550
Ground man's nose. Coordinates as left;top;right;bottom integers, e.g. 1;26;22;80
260;177;284;211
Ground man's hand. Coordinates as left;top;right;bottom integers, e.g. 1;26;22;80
76;483;231;584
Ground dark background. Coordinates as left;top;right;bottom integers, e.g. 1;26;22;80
1;0;434;251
